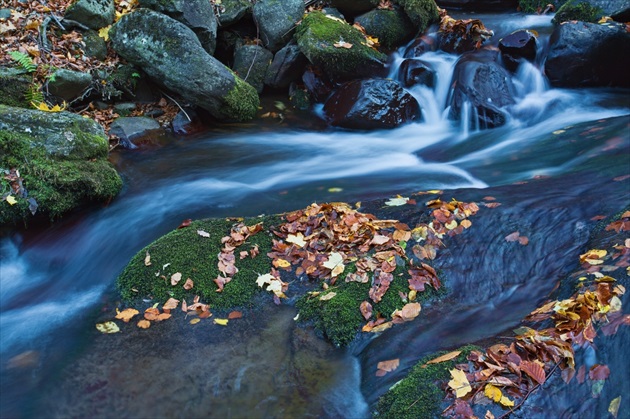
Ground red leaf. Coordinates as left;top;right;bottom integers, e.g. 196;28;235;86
178;219;192;229
228;311;243;319
520;360;546;384
589;364;610;381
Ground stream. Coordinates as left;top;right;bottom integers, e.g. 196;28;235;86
1;12;629;419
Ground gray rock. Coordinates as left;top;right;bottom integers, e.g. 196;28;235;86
554;0;630;23
545;21;630;87
109;116;161;149
264;44;307;89
64;0;115;30
138;0;218;54
233;45;273;94
448;50;516;129
113;102;137;116
217;0;252;27
110;9;259;122
253;0;304;52
48;69;93;101
81;29;108;60
0;67;32;108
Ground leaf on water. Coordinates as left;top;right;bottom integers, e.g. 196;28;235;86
376;358;399;376
156;312;171;321
520;360;546;384
425;350;461;365
197;229;210;238
171;272;182;286
323;252;345;277
608;396;621;418
163;297;179;310
385;196;409;206
189;318;200;325
461;219;472;229
448;368;472;398
137;319;151;329
505;231;520;242
96;321;120;333
144;251;151;266
115;308;139;323
319;291;337;301
214;318;229;326
5;195;17;205
286;232;307;247
228;311;243;319
580;249;607;265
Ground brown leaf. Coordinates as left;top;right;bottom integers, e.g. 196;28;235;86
171;272;182;286
333;41;353;48
144;307;160;321
163;298;179;310
360;301;373;320
178;219;192;229
589;364;610;381
228;311;243;319
115;308;139;323
425;350;462;365
376;358;399;374
520;360;546;384
137;319;151;329
156;312;172;321
183;278;194;290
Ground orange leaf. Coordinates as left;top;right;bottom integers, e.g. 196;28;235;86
520;360;546;384
183;278;194;290
115;308;139;323
137;319;151;329
228;311;243;319
163;298;179;310
425;350;462;365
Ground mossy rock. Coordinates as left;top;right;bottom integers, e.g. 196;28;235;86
374;345;479;419
0;67;32;108
396;0;440;33
553;0;603;24
355;8;417;51
0;107;122;225
295;11;388;80
117;217;279;309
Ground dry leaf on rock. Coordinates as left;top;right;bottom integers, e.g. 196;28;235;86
144;251;151;266
183;278;194;290
96;321;120;333
137;319;151;329
115;308;139;323
425;350;461;365
320;291;337;301
448;368;472;398
163;298;179;310
228;311;243;319
171;272;182;286
214;318;228;326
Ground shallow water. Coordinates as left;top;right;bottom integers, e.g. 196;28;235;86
1;13;629;419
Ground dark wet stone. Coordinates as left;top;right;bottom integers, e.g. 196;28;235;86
264;44;308;90
404;34;439;58
499;29;538;72
109;116;161;149
399;59;436;88
302;67;335;103
435;0;519;11
48;69;92;101
172;109;205;135
232;45;273;94
323;79;421;130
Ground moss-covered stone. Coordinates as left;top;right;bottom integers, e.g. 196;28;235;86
0;130;122;226
374;345;479;419
553;0;602;24
355;9;417;51
225;71;260;121
396;0;440;33
295;11;387;80
0;67;32;108
117;216;278;309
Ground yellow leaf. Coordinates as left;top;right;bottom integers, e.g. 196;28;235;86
115;308;139;322
286;233;307;247
98;25;111;41
6;195;17;205
214;318;228;326
96;321;120;333
408;289;417;301
189;318;200;325
608;396;621;418
425;350;461;365
461;219;472;228
484;383;502;402
273;258;291;268
499;395;515;407
445;220;458;230
448;368;472;398
323;252;345;277
31;101;66;112
328;187;343;192
319;291;337;301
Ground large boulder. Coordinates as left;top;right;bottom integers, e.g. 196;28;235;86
323;79;421;130
47;69;93;101
354;8;417;51
138;0;218;55
64;0;115;30
398;59;436;88
110;9;259;122
448;50;516;129
295;11;388;81
0;67;31;108
253;0;304;52
397;0;441;32
0;105;122;225
216;0;252;26
553;0;630;24
544;21;630;88
232;45;273;94
498;29;538;72
264;43;308;90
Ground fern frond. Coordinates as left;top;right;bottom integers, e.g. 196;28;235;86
8;51;37;73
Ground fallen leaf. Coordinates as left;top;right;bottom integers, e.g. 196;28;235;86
115;308;139;323
144;307;160;320
484;383;503;402
137;319;151;329
214;318;229;326
171;272;182;286
156;312;171;321
144;251;151;266
98;25;111;41
360;301;373;320
608;396;621;418
183;278;194;290
323;252;344;277
376;358;399;374
399;302;421;321
371;234;391;245
95;321;120;333
426;350;461;365
333;40;353;48
6;195;17;205
197;230;210;238
178;219;192;229
521;360;546;384
589;364;610;381
273;258;291;268
189;318;200;325
319;291;337;301
286;233;307;247
448;368;472;398
385;196;409;206
461;219;472;229
256;273;276;287
228;311;243;319
163;298;179;310
505;231;520;242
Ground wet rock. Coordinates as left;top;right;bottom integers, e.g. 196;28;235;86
404;34;439;58
397;0;441;31
295;11;387;81
232;45;273;94
323;79;421;130
253;0;304;52
109;116;161;149
435;0;519;11
355;8;416;51
64;0;114;30
138;0;218;55
399;59;436;88
553;0;630;24
448;50;516;128
172;108;205;135
289;83;312;110
302;67;335;103
216;0;252;27
48;69;93;101
545;21;630;87
81;29;108;60
110;9;259;121
264;44;308;90
0;67;32;108
498;29;537;72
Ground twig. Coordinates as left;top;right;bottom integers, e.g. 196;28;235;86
160;90;191;121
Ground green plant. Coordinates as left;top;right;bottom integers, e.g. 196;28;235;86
9;51;37;73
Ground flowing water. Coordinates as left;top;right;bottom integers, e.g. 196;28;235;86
1;13;629;419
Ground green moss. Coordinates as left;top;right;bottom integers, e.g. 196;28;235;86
225;72;260;121
0;130;122;226
518;0;550;13
296;263;444;347
0;67;33;108
396;0;440;32
374;345;479;419
117;216;279;309
553;0;602;24
356;9;416;51
295;11;387;79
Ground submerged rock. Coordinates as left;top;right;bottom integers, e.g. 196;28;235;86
323;79;421;130
110;9;259;122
